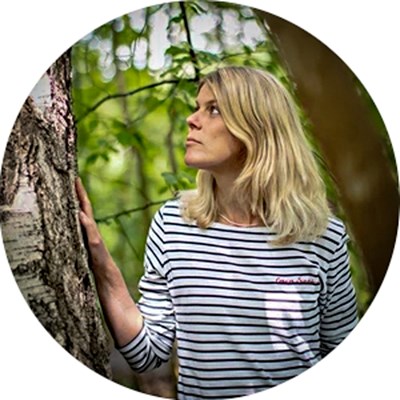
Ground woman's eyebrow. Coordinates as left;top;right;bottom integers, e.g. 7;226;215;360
195;99;218;107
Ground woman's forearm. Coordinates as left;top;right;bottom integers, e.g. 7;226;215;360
90;251;143;348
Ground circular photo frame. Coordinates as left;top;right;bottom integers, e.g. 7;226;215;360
0;1;399;400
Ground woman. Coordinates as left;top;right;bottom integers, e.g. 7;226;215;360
76;66;358;399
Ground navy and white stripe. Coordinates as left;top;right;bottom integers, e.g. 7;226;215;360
119;199;358;399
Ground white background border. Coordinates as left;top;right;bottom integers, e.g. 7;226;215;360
0;1;399;399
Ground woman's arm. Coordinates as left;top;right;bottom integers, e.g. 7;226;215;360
319;226;358;356
75;178;143;347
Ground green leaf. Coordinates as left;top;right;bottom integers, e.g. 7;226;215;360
165;45;188;57
116;130;134;147
167;15;183;29
86;153;99;165
161;172;178;186
188;2;208;15
112;119;128;130
144;96;162;111
158;186;169;195
115;130;146;150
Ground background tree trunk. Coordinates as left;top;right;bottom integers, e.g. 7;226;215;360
0;51;112;378
261;12;399;297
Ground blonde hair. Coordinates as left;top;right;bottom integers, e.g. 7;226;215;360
181;66;330;245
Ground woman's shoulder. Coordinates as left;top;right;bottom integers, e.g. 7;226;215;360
160;197;181;212
158;190;197;216
318;215;349;248
154;197;184;223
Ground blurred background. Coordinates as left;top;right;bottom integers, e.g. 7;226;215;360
69;0;398;395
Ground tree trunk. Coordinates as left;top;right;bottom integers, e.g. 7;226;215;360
0;51;112;378
261;12;399;297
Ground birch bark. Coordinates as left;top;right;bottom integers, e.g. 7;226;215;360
0;51;112;378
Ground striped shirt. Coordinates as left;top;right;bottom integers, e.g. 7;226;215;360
119;199;358;399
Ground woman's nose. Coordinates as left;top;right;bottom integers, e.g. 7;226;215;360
186;110;200;129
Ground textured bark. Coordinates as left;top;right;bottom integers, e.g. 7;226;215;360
261;12;399;296
0;51;112;378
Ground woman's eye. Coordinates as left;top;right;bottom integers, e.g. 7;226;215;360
209;105;220;115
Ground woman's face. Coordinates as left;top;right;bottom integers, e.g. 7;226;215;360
184;84;244;176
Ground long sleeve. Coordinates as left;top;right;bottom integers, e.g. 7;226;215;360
118;209;175;372
319;225;358;357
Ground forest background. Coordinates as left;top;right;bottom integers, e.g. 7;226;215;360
0;1;399;400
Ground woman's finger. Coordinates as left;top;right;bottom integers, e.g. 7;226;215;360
79;210;103;245
75;177;94;219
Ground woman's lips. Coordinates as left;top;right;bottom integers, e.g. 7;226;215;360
186;137;201;145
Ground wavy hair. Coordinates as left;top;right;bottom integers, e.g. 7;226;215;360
180;66;330;245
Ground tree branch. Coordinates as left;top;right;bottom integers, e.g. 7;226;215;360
179;2;200;82
95;198;173;224
76;79;180;123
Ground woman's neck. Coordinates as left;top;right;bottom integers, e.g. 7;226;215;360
214;175;262;227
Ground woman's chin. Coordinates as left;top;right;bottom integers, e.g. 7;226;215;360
184;156;201;169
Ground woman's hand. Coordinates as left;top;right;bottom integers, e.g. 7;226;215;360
75;177;111;271
75;177;144;345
